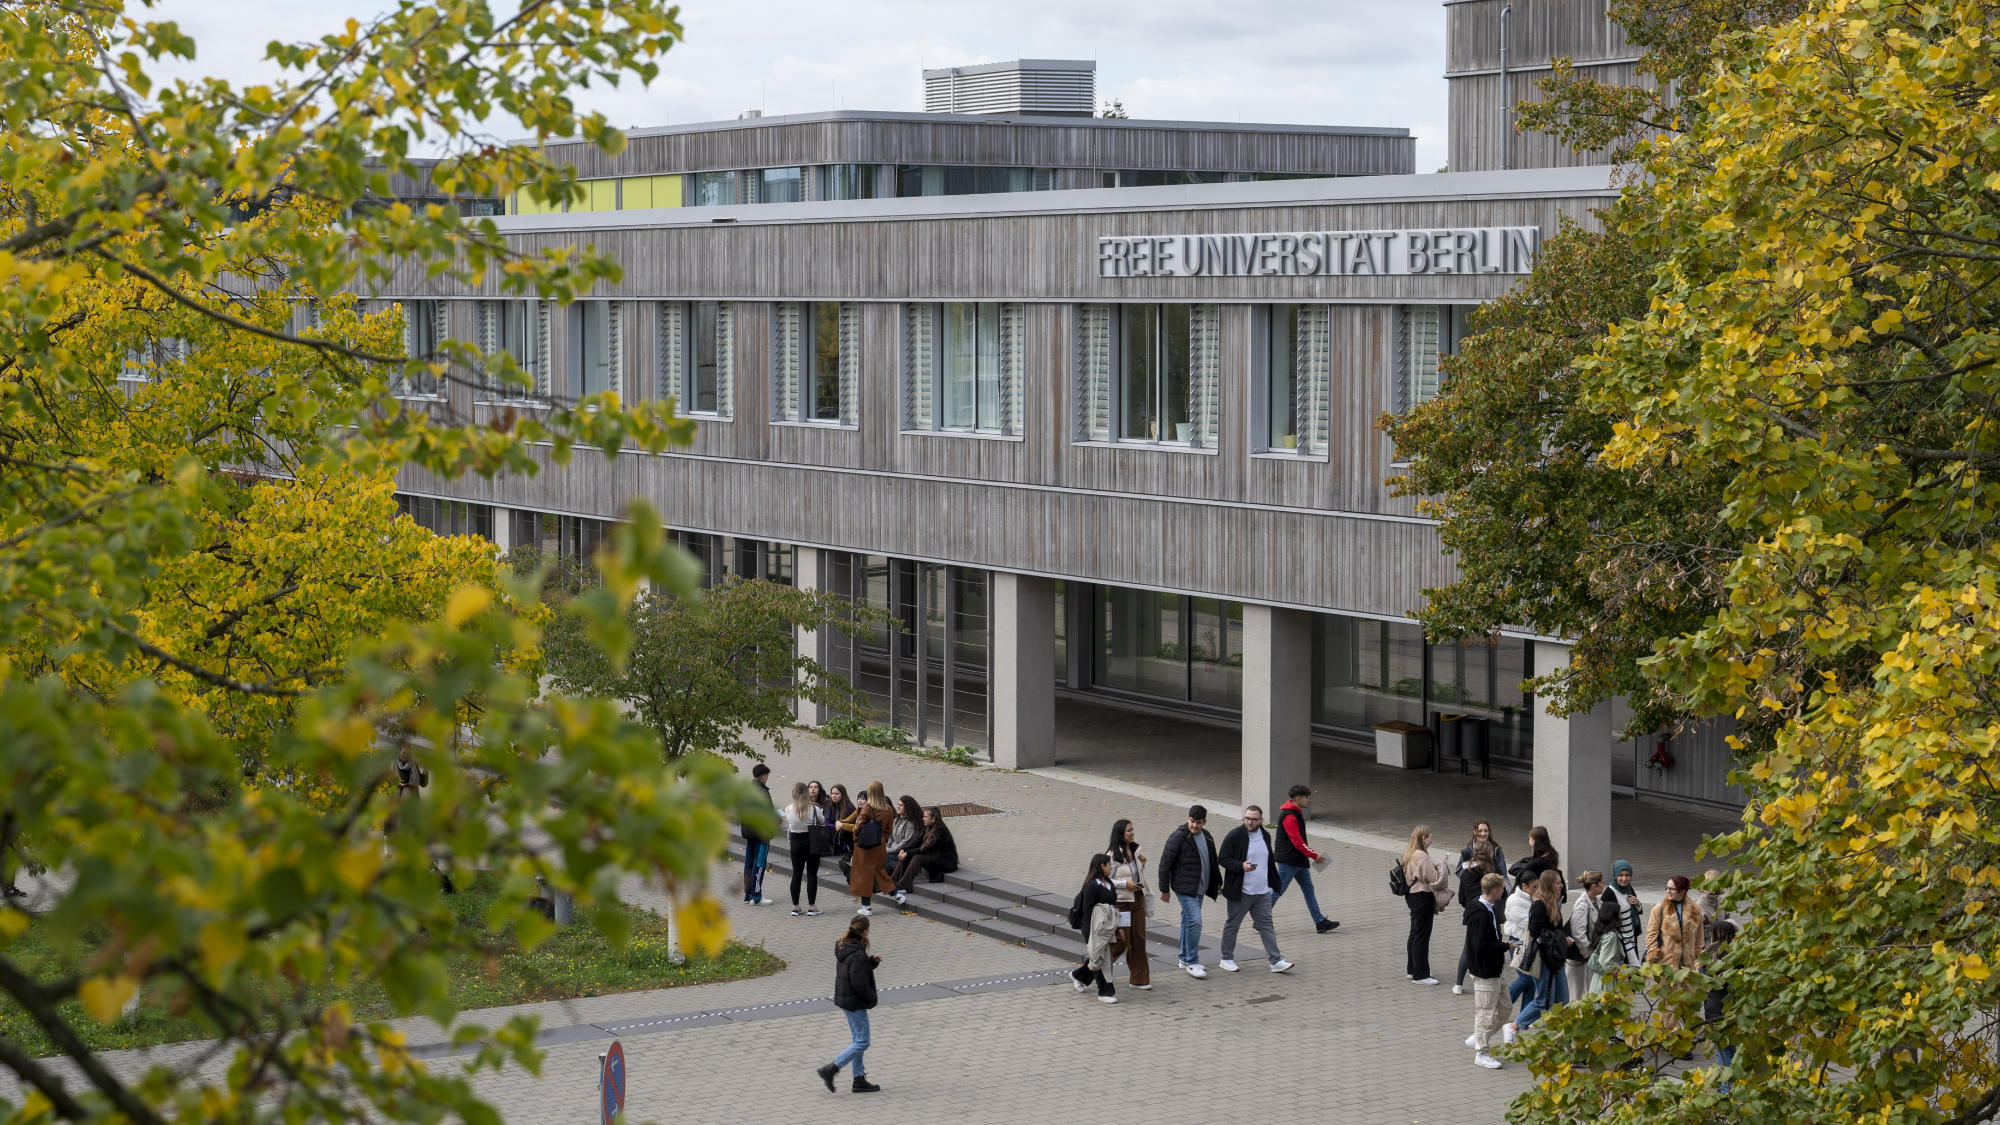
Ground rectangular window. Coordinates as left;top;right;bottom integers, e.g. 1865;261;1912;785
576;302;621;398
751;167;804;204
1259;304;1330;455
692;171;735;207
1397;304;1474;412
902;303;1021;435
817;164;877;200
809;302;842;420
121;336;190;382
619;174;683;210
1117;304;1192;444
773;302;854;424
396;495;496;541
477;299;550;401
895;165;1054;197
655;301;732;416
397;299;447;398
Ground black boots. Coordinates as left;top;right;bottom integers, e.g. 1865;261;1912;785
816;1064;837;1092
852;1076;880;1093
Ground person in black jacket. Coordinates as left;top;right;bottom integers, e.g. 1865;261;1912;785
817;918;882;1094
892;807;958;892
1214;807;1292;974
1462;872;1514;1068
1156;805;1223;978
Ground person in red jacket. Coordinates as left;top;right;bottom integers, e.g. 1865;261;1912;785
1269;785;1339;934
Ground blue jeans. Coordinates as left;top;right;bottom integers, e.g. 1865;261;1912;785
1508;967;1537;1012
742;839;769;903
1516;964;1570;1029
832;1009;869;1075
1717;1045;1736;1093
1175;893;1204;965
1270;863;1326;924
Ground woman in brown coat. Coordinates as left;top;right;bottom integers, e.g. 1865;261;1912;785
1645;874;1706;968
842;781;899;915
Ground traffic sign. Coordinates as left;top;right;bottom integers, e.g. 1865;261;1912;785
599;1040;626;1125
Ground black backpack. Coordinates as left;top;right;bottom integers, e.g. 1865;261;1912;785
1389;858;1410;898
1067;889;1089;931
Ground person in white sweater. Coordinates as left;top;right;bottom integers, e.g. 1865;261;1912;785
1503;881;1537;1017
776;782;828;916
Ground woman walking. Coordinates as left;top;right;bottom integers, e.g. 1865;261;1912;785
840;782;899;915
1070;853;1120;1003
1402;825;1452;985
777;782;827;916
886;795;922;906
892;806;959;892
1505;870;1574;1041
1106;819;1152;990
1453;841;1498;994
816;917;882;1094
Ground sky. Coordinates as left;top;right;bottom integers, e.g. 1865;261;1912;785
150;0;1452;170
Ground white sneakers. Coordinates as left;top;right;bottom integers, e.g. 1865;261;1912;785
855;905;872;917
1474;1053;1503;1070
1464;1034;1478;1049
892;891;907;906
1182;962;1208;979
1269;959;1294;973
1452;984;1465;995
1215;957;1290;973
1412;977;1440;986
1502;1023;1519;1045
1218;959;1240;973
1098;995;1119;1004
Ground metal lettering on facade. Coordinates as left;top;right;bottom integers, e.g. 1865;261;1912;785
1096;227;1541;278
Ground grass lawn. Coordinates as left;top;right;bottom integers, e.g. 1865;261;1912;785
0;876;784;1056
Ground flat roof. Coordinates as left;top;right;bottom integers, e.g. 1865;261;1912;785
490;164;1618;234
520;108;1410;148
922;59;1096;78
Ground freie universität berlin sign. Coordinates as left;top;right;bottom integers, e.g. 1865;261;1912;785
1097;226;1542;278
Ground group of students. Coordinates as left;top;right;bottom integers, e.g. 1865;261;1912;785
742;764;960;917
1418;819;1736;1071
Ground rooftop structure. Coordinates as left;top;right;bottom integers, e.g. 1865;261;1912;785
922;59;1098;117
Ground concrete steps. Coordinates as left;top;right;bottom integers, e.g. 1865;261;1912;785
727;835;1213;959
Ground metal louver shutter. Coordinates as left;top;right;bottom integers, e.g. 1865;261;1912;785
772;302;800;420
607;303;624;396
1190;304;1221;449
397;302;417;396
1000;302;1025;436
902;303;934;430
715;303;735;417
1400;305;1441;412
656;301;683;404
534;300;553;398
838;302;860;425
1074;304;1111;442
1300;305;1332;456
477;301;497;399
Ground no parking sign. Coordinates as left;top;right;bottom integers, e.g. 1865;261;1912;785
599;1040;626;1125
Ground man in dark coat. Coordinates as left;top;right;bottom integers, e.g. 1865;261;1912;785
1214;806;1291;974
1157;804;1223;978
1463;872;1514;1068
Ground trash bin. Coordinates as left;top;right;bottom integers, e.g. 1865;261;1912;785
1373;720;1430;769
1429;713;1464;772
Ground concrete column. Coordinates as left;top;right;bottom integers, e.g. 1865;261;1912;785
1532;642;1614;877
794;546;824;728
991;572;1056;770
491;506;513;554
1241;604;1313;817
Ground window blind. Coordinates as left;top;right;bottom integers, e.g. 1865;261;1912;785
714;302;735;417
1189;303;1221;449
837;302;860;425
656;301;684;404
1074;304;1111;442
1000;301;1025;436
1299;304;1332;456
902;303;935;430
772;302;801;420
1399;304;1442;412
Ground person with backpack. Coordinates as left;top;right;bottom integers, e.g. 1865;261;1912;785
1505;870;1575;1041
1157;805;1223;978
1400;824;1452;985
1216;806;1292;974
1502;871;1538;1016
1069;853;1121;1003
840;781;898;916
816;917;882;1093
1585;876;1628;993
1461;871;1515;1069
1269;785;1338;934
1452;841;1498;994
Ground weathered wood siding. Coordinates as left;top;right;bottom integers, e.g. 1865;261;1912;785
1443;0;1650;173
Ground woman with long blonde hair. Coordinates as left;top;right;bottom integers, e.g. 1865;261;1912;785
1507;869;1575;1040
1401;824;1452;985
840;780;899;914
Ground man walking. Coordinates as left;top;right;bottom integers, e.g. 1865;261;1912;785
742;763;774;906
1157;805;1223;978
1269;784;1338;933
1216;807;1293;974
1463;872;1513;1069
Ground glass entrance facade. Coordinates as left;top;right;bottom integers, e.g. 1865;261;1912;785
822;553;990;752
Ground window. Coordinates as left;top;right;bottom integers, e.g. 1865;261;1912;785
895;165;1054;197
1258;304;1330;455
575;302;622;398
619;174;683;209
121;336;190;382
570;180;617;212
692;171;735;207
1097;587;1242;708
1075;304;1219;447
749;167;804;204
396;299;447;398
656;301;733;416
1109;170;1232;187
901;303;1023;435
477;299;550;401
1397;304;1475;412
817;164;877;200
396;495;495;541
772;302;855;424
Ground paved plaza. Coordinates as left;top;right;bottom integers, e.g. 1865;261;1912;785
5;726;1738;1124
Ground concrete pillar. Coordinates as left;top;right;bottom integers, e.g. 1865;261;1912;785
991;572;1056;769
491;506;513;554
1532;642;1614;877
794;546;824;727
1241;604;1313;817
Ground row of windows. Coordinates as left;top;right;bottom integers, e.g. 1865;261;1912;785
388;299;1470;450
508;166;1342;215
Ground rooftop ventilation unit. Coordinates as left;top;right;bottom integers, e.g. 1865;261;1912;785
922;59;1096;117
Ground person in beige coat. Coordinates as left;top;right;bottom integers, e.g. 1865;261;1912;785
1402;825;1454;985
1645;874;1706;968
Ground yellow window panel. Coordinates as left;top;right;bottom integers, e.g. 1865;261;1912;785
621;177;652;210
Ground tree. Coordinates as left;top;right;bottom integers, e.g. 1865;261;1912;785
1492;2;2000;1122
1099;98;1129;119
0;3;769;1123
536;555;875;761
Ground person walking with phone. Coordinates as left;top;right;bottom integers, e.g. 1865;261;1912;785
777;781;827;916
841;781;898;916
1270;785;1338;933
1402;825;1452;985
1106;819;1151;990
1216;806;1293;974
816;917;882;1093
1158;805;1223;978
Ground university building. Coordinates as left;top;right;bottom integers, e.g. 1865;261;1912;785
382;0;1737;875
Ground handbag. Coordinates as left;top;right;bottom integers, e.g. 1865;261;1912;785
808;823;837;857
855;815;883;850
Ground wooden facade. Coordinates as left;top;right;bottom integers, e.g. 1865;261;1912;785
1443;0;1650;173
